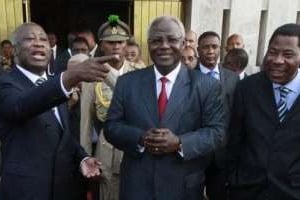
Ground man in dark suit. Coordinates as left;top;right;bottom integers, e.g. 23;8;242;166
47;32;63;76
196;31;239;200
0;22;116;200
104;16;226;200
227;23;300;200
223;48;249;80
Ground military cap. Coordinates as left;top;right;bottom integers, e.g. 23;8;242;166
97;15;130;41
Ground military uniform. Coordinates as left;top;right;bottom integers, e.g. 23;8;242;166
80;15;144;200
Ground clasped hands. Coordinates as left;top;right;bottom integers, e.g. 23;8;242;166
141;128;181;155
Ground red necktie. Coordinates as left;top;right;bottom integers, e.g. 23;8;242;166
158;77;168;120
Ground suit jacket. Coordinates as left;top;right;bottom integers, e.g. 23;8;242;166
196;64;239;114
104;65;227;200
0;67;88;200
53;50;71;74
227;72;300;200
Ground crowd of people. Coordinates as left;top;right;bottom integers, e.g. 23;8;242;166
0;14;300;200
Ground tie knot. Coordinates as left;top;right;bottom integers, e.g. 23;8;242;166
279;86;290;98
160;77;168;84
35;77;47;86
207;71;216;78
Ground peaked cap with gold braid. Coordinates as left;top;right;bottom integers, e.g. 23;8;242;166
97;15;130;41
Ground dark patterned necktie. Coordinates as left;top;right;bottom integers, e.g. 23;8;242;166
35;77;46;86
158;77;168;121
277;86;290;122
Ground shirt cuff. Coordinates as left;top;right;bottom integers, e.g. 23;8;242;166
137;144;145;153
80;156;90;167
60;72;73;98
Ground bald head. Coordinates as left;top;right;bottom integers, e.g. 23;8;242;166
185;30;198;48
148;16;185;40
226;33;244;51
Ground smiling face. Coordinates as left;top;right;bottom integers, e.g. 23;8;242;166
14;24;51;75
148;17;184;75
264;35;300;84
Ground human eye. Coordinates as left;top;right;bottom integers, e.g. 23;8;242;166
168;37;179;44
283;51;295;58
150;38;162;45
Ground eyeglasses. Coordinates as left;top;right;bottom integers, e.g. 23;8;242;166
148;37;182;46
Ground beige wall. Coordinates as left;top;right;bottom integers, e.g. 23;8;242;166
0;0;23;42
187;0;300;74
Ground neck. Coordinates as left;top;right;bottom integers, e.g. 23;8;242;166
109;60;124;70
156;63;178;76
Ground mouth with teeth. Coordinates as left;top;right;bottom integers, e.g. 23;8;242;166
31;50;47;61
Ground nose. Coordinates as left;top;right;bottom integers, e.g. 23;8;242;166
273;54;285;64
161;39;170;48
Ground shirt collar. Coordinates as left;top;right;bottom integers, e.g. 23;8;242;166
51;45;57;52
154;62;181;84
107;60;126;76
199;63;219;74
16;65;47;84
239;70;246;79
273;68;300;93
89;44;98;58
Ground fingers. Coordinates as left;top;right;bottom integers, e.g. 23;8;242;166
93;55;120;64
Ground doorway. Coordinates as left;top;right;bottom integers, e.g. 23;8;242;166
30;0;133;48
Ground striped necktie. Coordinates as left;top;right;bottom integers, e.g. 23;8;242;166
277;86;291;122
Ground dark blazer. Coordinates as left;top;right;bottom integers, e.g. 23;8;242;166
0;67;88;200
104;65;226;200
227;72;300;200
196;64;239;113
54;49;71;74
196;64;239;200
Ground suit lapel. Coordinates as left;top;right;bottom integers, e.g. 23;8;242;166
219;66;228;87
57;103;69;131
283;94;300;122
141;66;159;125
161;66;190;124
13;67;36;88
257;73;279;122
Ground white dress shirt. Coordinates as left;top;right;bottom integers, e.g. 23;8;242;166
89;44;98;58
51;45;57;60
154;62;181;99
273;68;300;110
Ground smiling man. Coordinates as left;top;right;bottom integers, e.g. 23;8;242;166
227;24;300;200
0;22;118;200
104;16;226;200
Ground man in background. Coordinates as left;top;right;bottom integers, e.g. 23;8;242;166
196;31;239;200
223;48;249;79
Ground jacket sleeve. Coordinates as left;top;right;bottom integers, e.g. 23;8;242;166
179;77;228;160
104;77;145;157
0;74;67;123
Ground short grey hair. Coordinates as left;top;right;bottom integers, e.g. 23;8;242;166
10;22;40;46
147;16;185;40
